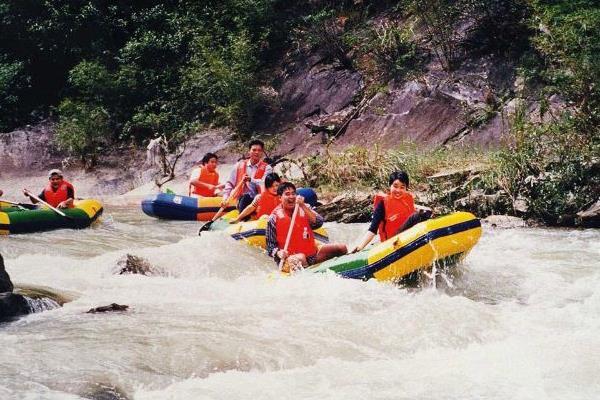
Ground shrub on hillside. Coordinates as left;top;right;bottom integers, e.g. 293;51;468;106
55;100;111;169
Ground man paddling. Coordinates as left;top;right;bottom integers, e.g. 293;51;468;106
23;169;75;209
266;182;347;272
221;139;273;213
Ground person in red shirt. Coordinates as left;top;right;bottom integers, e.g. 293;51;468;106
229;172;281;223
23;169;75;209
351;171;431;253
189;153;225;197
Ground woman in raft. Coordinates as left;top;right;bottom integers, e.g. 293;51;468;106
189;152;225;197
351;171;432;253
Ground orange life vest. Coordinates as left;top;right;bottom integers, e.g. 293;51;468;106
43;180;74;208
373;192;415;241
274;205;317;257
189;166;219;197
256;190;280;217
234;159;268;198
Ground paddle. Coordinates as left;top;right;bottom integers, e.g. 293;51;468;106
0;199;29;210
197;178;246;235
23;189;74;219
278;202;300;271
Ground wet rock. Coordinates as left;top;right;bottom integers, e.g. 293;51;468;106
83;383;130;400
454;189;512;217
0;253;32;321
0;254;14;293
115;254;153;275
482;215;527;228
0;292;31;321
87;303;129;314
316;192;373;223
576;200;600;228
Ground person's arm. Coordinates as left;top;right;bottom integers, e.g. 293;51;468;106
296;196;323;230
190;179;216;191
222;168;237;199
266;215;285;262
57;187;75;209
230;195;259;223
351;202;385;253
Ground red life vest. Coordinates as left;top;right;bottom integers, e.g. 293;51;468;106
234;160;268;198
274;205;317;257
256;190;280;217
373;192;415;241
189;166;219;197
43;180;74;208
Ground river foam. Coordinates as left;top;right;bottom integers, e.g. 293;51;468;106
1;208;599;399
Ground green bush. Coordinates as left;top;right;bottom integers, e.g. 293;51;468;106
0;59;29;131
55;99;111;169
483;106;599;224
369;23;421;80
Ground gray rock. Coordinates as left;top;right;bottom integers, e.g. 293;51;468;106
454;189;512;217
0;292;31;321
0;254;14;293
115;254;153;276
316;192;373;223
576;200;600;228
482;215;527;228
87;303;129;314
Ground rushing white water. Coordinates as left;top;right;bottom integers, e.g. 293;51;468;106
1;205;599;400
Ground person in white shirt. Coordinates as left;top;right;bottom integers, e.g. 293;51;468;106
221;139;273;212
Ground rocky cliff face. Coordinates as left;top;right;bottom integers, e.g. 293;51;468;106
0;122;64;175
268;50;535;157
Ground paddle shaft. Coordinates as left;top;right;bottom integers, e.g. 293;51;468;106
23;189;69;217
278;202;300;271
1;199;28;210
211;177;246;222
197;177;247;234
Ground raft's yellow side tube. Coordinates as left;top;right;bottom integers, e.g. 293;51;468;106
368;211;482;281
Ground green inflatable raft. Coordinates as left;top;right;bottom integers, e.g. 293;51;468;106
0;199;103;234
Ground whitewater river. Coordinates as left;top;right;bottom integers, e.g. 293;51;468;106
1;204;599;399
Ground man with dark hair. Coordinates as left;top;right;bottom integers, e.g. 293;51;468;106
222;139;273;212
266;182;347;272
23;169;75;209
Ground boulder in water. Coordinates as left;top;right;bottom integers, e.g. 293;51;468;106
87;303;129;314
0;254;14;293
82;383;130;400
0;253;32;321
115;254;153;275
0;292;31;321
